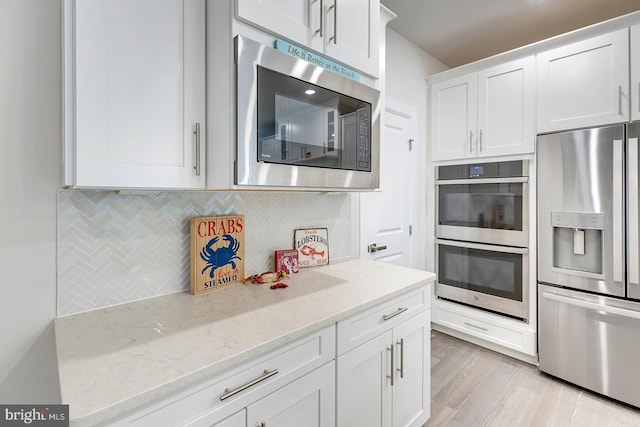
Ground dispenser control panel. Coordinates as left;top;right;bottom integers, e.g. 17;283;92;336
551;212;604;230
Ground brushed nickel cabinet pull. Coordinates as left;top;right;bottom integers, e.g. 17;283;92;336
315;0;323;37
387;345;394;386
194;122;201;176
638;82;640;113
220;369;279;401
479;129;483;152
396;338;404;378
382;307;408;321
328;1;337;44
619;85;623;116
469;130;473;153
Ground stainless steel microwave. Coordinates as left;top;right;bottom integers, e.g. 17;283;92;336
235;35;380;190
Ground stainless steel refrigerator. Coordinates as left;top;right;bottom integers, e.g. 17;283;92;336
537;123;640;408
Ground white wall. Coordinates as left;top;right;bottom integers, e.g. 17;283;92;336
0;0;62;402
384;29;447;270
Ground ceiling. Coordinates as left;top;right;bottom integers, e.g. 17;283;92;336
380;0;640;68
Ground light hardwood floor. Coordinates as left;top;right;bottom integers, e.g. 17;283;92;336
425;331;640;427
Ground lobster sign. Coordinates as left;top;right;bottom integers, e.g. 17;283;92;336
190;215;245;295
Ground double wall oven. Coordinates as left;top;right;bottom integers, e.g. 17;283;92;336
435;160;530;321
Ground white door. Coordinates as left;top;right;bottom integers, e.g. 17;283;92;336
74;0;205;189
360;100;415;267
536;28;629;133
336;331;392;427
247;362;335;427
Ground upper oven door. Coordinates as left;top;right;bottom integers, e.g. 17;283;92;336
235;35;380;190
436;162;529;247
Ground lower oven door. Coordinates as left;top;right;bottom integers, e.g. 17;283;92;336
435;239;529;321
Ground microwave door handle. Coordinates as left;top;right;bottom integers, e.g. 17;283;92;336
629;136;639;288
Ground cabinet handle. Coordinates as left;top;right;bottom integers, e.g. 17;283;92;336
619;85;623;116
469;130;473;153
464;321;488;332
479;129;483;152
194;122;201;176
382;307;408;321
220;369;279;401
396;338;404;379
387;345;394;386
637;82;640;113
315;0;323;37
328;1;337;44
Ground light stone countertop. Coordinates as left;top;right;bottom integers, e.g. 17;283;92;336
55;259;435;426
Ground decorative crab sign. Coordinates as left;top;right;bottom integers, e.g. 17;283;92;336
190;215;245;295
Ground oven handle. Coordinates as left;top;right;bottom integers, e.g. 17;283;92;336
435;238;529;254
435;177;529;185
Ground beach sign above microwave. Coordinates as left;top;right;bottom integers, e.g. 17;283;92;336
190;215;244;295
274;39;360;82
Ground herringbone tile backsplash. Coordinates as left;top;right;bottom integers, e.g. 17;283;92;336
57;190;352;316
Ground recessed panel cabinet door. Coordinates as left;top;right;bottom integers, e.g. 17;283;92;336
631;25;640;122
477;56;534;157
324;0;380;77
74;0;205;188
430;74;477;161
247;362;335;427
392;311;430;427
537;29;629;133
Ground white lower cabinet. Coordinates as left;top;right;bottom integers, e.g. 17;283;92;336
246;362;335;427
108;285;432;427
336;289;431;427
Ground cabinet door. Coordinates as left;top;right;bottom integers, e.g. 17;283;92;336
74;0;205;189
236;0;323;52
632;25;640;122
324;0;380;77
477;56;534;157
537;29;629;133
337;331;392;427
430;74;477;161
247;362;335;427
392;311;430;427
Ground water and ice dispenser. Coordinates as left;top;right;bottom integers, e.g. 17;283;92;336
551;212;604;276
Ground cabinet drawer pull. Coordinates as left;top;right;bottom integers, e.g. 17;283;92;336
387;345;394;386
479;129;483;152
469;130;473;153
396;338;404;378
220;369;279;401
464;322;488;332
382;307;408;321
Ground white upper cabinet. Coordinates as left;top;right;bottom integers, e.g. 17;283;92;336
537;29;629;133
431;56;534;162
631;25;640;122
236;0;380;77
430;74;477;161
67;0;205;189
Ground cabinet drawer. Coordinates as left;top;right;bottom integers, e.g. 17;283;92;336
433;302;530;354
337;286;430;355
122;325;335;427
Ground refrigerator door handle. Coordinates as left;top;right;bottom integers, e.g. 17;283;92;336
613;138;624;284
629;136;639;288
542;291;640;320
